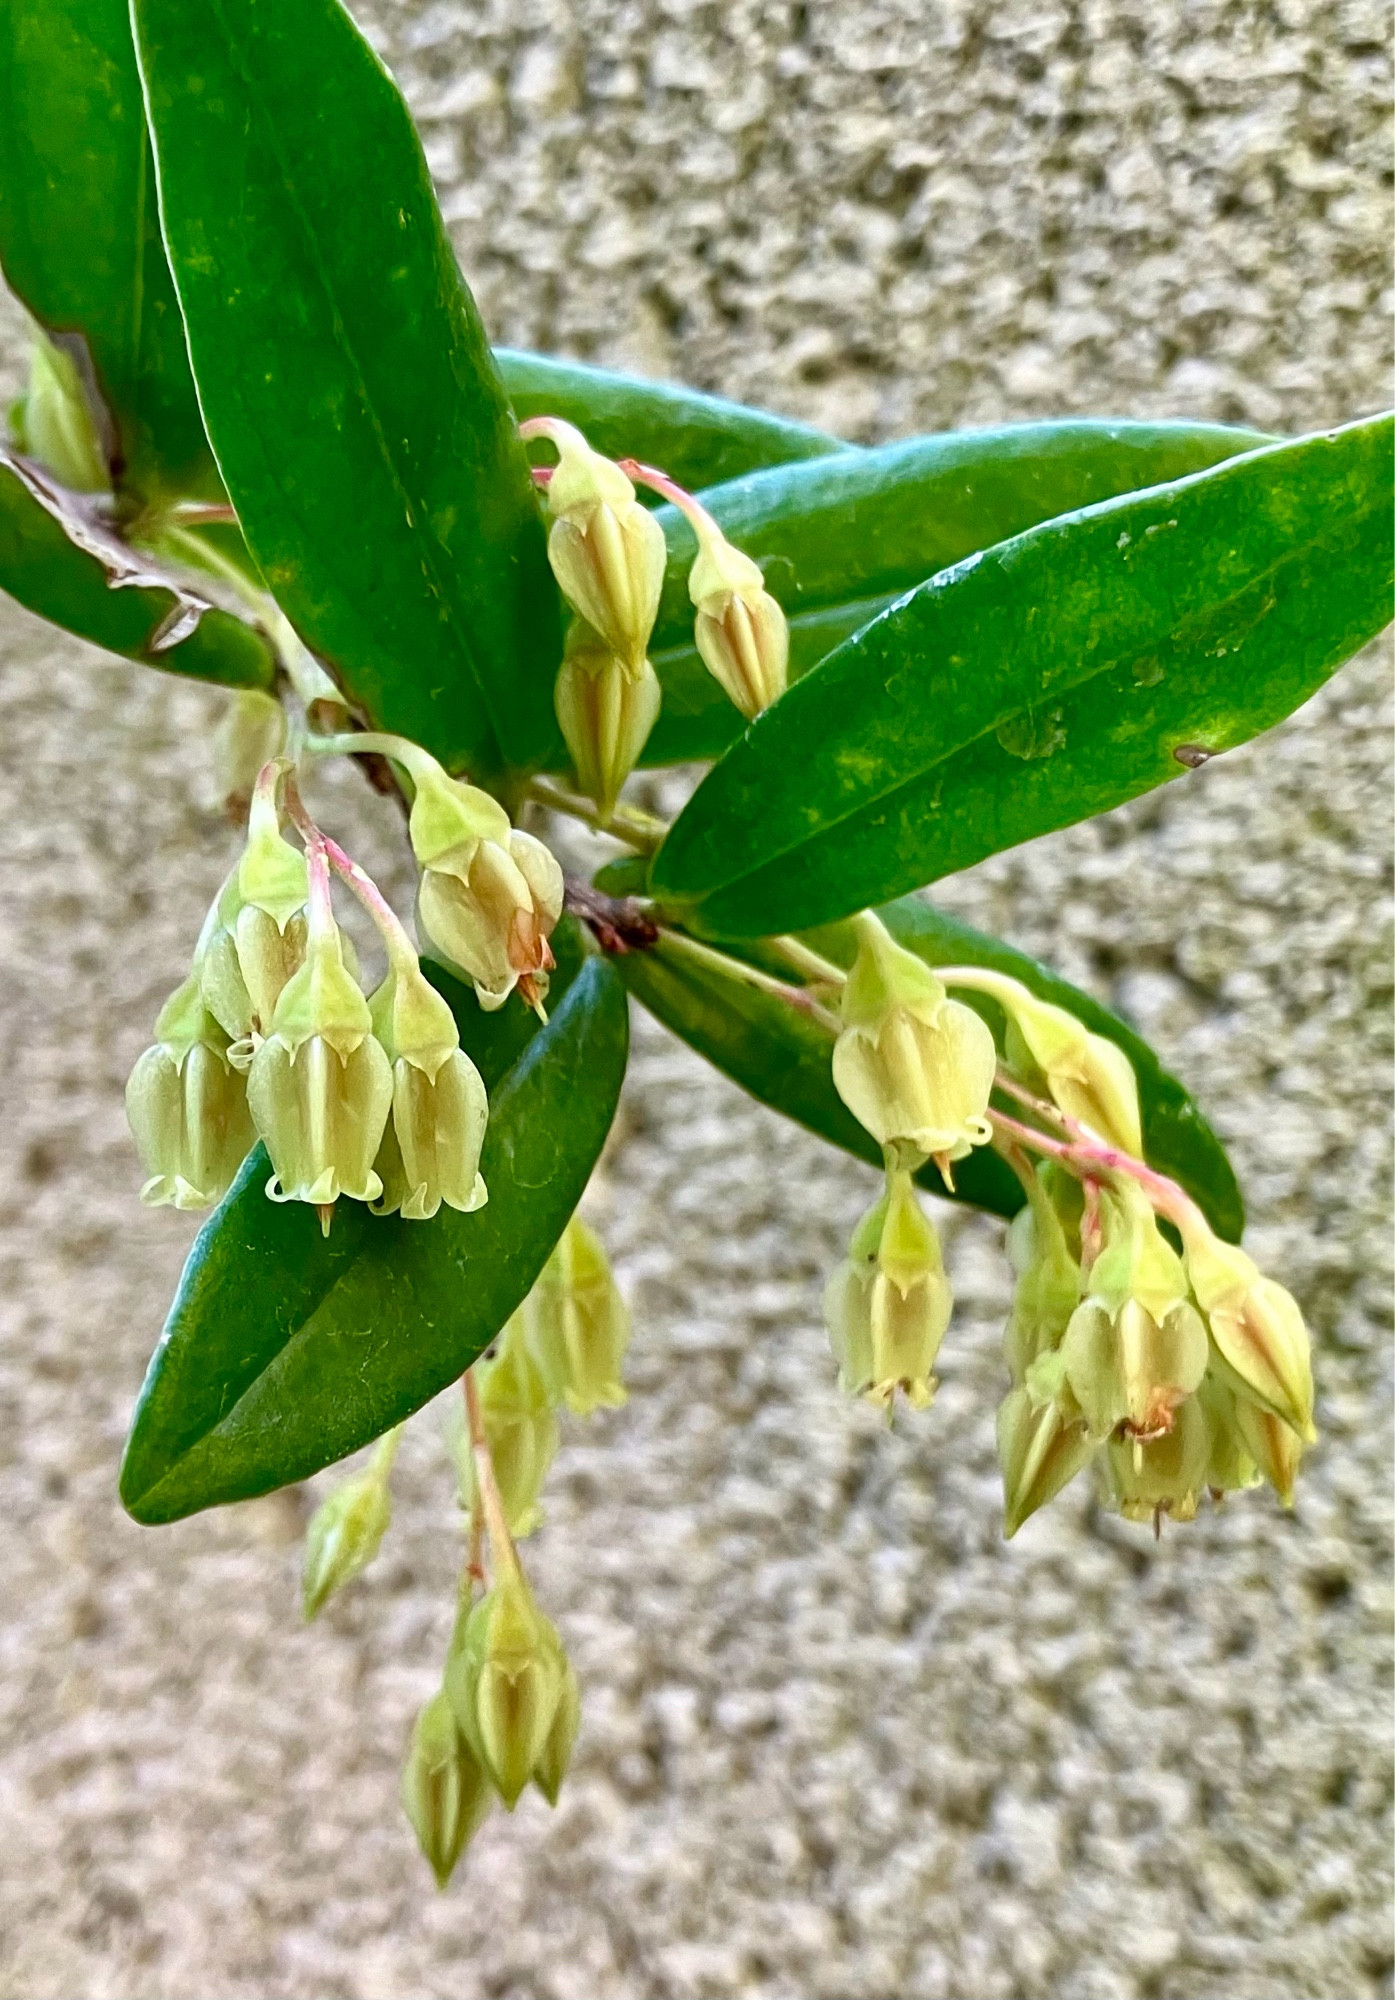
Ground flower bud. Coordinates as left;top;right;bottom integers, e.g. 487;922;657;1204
212;691;286;817
832;913;996;1172
445;1575;573;1809
537;421;667;673
418;828;564;1015
22;333;109;492
554;621;661;818
1193;1372;1263;1498
1103;1395;1212;1524
454;1338;559;1539
401;1689;494;1888
370;963;489;1220
533;1653;581;1807
1233;1395;1304;1507
1060;1185;1207;1438
301;1437;397;1619
247;920;391;1221
1003;1165;1082;1382
685;506;788;719
823;1169;952;1409
1177;1213;1316;1442
125;972;255;1210
958;970;1142;1154
521;1215;631;1416
996;1384;1096;1536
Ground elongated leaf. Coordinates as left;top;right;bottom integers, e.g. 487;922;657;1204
646;419;1274;656
652;416;1395;935
499;348;848;492
0;0;217;499
0;449;273;687
133;0;561;777
610;891;1241;1237
120;942;628;1523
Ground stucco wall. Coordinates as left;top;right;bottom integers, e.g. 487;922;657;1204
0;2;1390;1996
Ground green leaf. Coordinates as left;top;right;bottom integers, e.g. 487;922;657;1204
610;891;1242;1238
651;416;1395;936
0;448;274;687
499;347;848;492
0;0;217;500
132;0;562;777
645;418;1275;657
119;936;628;1524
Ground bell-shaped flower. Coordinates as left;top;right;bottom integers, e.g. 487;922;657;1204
246;913;391;1224
1176;1211;1316;1442
445;1574;575;1809
1103;1394;1212;1524
406;758;513;884
400;1689;494;1888
951;969;1142;1154
531;419;667;673
831;911;996;1170
369;961;488;1220
824;1169;953;1409
301;1428;399;1619
554;620;661;819
1060;1183;1208;1439
237;775;309;931
520;1215;631;1416
683;501;788;718
125;970;255;1210
996;1381;1096;1537
418;826;564;1015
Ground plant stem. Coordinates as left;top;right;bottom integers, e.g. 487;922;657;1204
368;1423;404;1483
302;728;438;784
657;925;842;1034
526;775;668;855
765;934;849;988
320;833;419;979
463;1369;521;1586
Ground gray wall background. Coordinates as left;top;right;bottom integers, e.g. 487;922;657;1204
0;1;1391;1995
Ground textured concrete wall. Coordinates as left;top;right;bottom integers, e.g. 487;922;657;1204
0;2;1391;1996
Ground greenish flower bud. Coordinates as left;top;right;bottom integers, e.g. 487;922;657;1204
1177;1212;1316;1442
407;760;513;882
832;913;996;1170
22;333;109;492
237;783;309;932
996;1383;1096;1536
212;690;286;816
1233;1394;1304;1507
1003;1165;1083;1381
125;972;255;1210
823;1169;952;1409
958;969;1142;1154
521;1215;631;1416
686;510;788;719
533;1653;581;1807
1060;1185;1207;1439
370;960;488;1215
554;621;661;818
1193;1372;1263;1498
401;1690;494;1888
418;828;564;1015
301;1433;398;1619
539;422;667;674
1103;1394;1212;1524
445;1576;573;1809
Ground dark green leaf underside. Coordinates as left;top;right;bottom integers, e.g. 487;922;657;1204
120;937;627;1523
652;416;1395;935
133;0;560;775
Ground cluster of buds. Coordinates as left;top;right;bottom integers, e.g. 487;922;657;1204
521;416;790;820
822;912;1317;1532
125;755;519;1233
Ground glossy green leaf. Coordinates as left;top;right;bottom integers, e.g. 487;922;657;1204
120;938;628;1523
645;419;1274;657
0;0;217;500
132;0;561;777
652;416;1395;936
499;348;848;493
610;889;1242;1237
0;448;273;687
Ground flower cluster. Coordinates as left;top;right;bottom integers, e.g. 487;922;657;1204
521;416;789;820
822;911;1317;1534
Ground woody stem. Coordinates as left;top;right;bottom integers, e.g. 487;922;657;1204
463;1370;521;1585
657;926;843;1034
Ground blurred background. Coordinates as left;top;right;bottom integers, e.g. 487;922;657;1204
0;1;1391;1995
